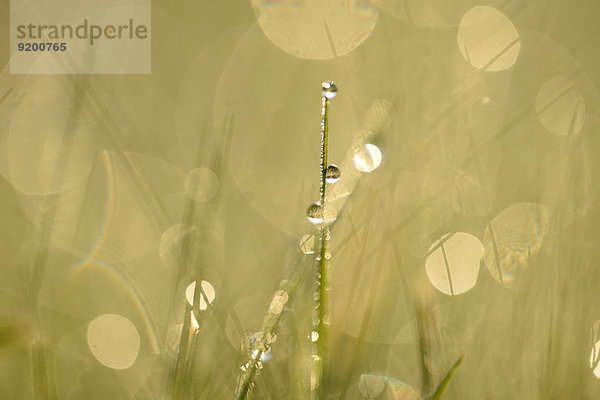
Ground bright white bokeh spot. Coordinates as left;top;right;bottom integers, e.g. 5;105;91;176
425;232;484;296
300;234;315;254
457;6;520;71
186;281;216;310
252;0;378;59
353;144;382;173
184;167;219;203
535;75;586;136
87;314;140;369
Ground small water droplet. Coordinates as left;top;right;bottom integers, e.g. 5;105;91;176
322;81;338;99
325;252;332;260
306;203;324;224
325;164;341;184
311;331;320;342
266;333;277;344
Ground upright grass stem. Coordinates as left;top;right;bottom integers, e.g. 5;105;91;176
312;81;337;399
235;82;338;400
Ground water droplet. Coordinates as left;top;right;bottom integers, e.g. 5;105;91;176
325;164;341;184
311;331;320;342
266;333;277;344
325;252;332;260
306;203;324;224
268;290;289;315
322;81;338;99
353;144;382;173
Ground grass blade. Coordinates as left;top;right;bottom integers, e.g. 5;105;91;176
426;355;463;400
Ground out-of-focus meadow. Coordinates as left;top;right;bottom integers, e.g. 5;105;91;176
1;0;600;398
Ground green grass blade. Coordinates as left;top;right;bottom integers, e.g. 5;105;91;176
426;355;463;400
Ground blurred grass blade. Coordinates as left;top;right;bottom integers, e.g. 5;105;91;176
426;355;463;400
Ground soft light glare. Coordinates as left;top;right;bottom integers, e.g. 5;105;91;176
87;314;140;370
425;232;484;296
186;281;216;310
457;6;520;71
590;341;600;378
252;0;378;59
353;144;382;173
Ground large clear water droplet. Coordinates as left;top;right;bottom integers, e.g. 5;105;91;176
325;164;341;184
322;81;338;99
306;203;324;224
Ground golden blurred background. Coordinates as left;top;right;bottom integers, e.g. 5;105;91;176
1;0;600;398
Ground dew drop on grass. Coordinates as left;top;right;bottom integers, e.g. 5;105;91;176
311;331;319;342
322;81;338;99
307;203;324;224
325;164;341;184
268;290;289;315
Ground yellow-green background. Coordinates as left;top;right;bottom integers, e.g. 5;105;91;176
1;0;600;399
